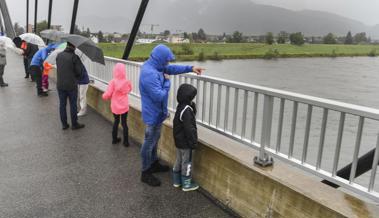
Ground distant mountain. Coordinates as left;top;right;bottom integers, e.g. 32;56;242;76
77;0;379;38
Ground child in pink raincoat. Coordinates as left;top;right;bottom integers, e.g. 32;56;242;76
102;63;132;146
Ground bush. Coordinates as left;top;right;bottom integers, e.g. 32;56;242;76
181;44;194;55
368;49;377;57
263;49;279;59
198;50;205;61
210;51;221;60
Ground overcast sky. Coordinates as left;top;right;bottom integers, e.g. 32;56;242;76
6;0;379;33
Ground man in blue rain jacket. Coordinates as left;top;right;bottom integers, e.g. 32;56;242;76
139;44;204;186
30;43;57;96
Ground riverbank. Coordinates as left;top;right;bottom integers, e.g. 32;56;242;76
99;43;379;61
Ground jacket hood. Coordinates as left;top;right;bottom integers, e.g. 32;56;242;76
177;84;197;105
113;63;129;92
46;43;57;53
147;44;175;70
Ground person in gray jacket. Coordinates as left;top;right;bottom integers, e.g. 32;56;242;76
0;41;7;87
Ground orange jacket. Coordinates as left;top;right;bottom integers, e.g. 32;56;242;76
43;62;53;76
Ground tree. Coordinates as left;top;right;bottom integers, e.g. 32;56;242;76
277;31;288;44
289;32;304;45
354;32;368;44
107;34;114;43
197;28;206;41
97;31;105;43
227;31;244;43
266;32;274;45
73;24;81;35
183;32;189;39
323;33;337;44
345;31;353;44
35;20;48;35
163;30;170;36
14;22;25;36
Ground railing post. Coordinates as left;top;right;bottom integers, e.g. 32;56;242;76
254;94;274;167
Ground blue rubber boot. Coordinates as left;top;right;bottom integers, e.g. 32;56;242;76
181;175;199;192
173;171;181;188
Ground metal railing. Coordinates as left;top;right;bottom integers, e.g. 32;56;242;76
84;56;379;202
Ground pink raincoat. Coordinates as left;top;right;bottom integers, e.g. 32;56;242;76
102;63;132;115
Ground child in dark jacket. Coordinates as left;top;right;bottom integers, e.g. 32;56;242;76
172;83;199;191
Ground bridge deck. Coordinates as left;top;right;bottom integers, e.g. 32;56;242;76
0;52;230;218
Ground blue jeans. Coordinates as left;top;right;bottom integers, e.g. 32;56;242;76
141;124;162;171
58;89;78;127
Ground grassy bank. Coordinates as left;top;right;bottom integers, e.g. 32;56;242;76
99;43;379;61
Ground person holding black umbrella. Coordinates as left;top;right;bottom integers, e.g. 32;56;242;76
56;42;85;130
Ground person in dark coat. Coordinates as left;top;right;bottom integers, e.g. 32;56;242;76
56;42;85;130
21;40;38;80
172;84;199;191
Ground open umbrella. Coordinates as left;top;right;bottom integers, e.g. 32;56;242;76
62;34;104;65
19;33;45;47
45;44;86;65
40;29;67;41
0;36;16;48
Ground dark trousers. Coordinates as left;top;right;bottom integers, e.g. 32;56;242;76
113;112;129;142
23;58;29;77
30;66;42;94
0;65;4;84
58;89;78;127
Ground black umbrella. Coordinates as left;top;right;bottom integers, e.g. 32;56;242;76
62;34;105;65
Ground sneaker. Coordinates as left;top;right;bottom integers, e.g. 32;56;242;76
172;171;181;188
62;124;70;130
38;92;48;97
141;170;161;187
112;138;121;144
72;123;85;130
181;176;199;192
0;83;8;87
150;161;170;173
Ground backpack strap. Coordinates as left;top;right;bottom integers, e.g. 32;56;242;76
180;105;193;122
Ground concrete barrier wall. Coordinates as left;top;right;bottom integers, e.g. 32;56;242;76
80;80;379;218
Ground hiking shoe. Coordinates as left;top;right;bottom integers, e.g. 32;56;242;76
150;161;170;173
112;138;121;144
38;92;48;97
182;176;199;192
141;171;161;187
123;140;130;147
72;123;85;130
172;171;182;188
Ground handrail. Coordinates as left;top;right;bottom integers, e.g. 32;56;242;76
84;56;379;202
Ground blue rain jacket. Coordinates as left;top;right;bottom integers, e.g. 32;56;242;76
139;44;193;125
30;43;57;68
78;65;90;85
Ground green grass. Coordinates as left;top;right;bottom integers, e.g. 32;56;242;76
99;43;379;61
